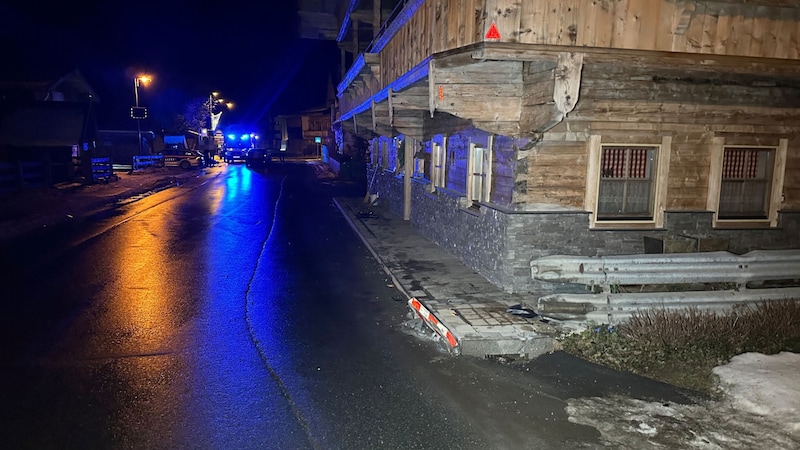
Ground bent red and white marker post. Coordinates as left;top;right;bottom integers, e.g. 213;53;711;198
409;298;459;351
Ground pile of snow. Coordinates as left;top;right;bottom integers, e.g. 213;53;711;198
713;352;800;437
567;352;800;448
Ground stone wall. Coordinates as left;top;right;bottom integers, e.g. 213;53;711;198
368;163;800;294
409;182;509;289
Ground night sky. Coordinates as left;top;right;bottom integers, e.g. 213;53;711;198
1;1;339;133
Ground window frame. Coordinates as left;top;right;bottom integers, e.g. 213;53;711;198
707;138;787;228
432;138;447;190
585;135;671;229
467;136;493;204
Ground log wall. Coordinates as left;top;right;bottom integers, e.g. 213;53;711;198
375;0;800;97
519;122;800;212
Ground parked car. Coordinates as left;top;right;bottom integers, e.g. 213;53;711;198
162;148;205;169
245;148;272;167
223;148;246;163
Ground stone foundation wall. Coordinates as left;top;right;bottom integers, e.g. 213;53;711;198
409;182;509;289
367;165;800;294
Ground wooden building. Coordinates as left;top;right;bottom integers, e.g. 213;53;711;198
0;70;100;185
307;0;800;293
275;107;333;156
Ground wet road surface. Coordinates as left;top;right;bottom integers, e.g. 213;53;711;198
0;163;700;449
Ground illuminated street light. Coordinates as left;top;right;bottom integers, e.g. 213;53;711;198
206;92;234;160
208;92;233;132
132;75;152;154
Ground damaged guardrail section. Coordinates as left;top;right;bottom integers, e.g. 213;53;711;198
530;250;800;330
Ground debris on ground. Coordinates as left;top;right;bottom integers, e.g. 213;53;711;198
506;304;538;318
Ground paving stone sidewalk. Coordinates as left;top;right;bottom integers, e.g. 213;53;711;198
333;196;558;357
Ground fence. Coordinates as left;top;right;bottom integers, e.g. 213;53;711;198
91;157;113;183
133;155;163;170
530;250;800;330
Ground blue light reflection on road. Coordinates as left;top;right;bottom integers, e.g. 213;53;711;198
225;164;252;201
187;166;311;448
242;175;335;446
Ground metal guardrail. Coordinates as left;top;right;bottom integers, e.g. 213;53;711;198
531;250;800;291
536;288;800;329
530;250;800;330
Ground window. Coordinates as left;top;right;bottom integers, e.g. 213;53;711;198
708;139;787;227
432;139;447;189
718;147;773;220
597;146;657;220
586;136;671;228
467;138;492;203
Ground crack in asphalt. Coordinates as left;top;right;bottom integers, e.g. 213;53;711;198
243;174;321;450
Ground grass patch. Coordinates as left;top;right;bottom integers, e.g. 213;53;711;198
559;300;800;395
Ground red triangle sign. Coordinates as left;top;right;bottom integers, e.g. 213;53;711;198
485;22;501;40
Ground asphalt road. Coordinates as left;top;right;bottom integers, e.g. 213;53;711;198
0;162;698;449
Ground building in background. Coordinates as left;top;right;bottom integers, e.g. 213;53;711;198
0;70;101;187
275;107;332;158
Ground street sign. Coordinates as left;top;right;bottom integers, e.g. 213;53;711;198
130;106;148;119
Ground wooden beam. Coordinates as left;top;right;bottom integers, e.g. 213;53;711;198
471;42;800;76
371;100;377;131
392;88;429;110
472;120;521;137
521;104;562;134
434;60;523;84
554;52;583;116
429;58;436;118
388;87;394;126
373;0;382;31
438;92;521;122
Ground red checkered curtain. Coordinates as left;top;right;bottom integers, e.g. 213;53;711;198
601;147;624;178
723;149;760;179
628;148;648;179
601;147;649;179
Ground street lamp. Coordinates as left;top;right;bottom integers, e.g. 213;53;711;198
207;92;233;158
133;75;151;154
208;92;233;132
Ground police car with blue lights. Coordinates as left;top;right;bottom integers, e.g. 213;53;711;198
222;132;260;164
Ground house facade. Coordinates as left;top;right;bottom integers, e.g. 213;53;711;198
275;108;333;157
0;70;100;185
312;0;800;293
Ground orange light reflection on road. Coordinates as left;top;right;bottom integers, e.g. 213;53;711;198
111;212;174;349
